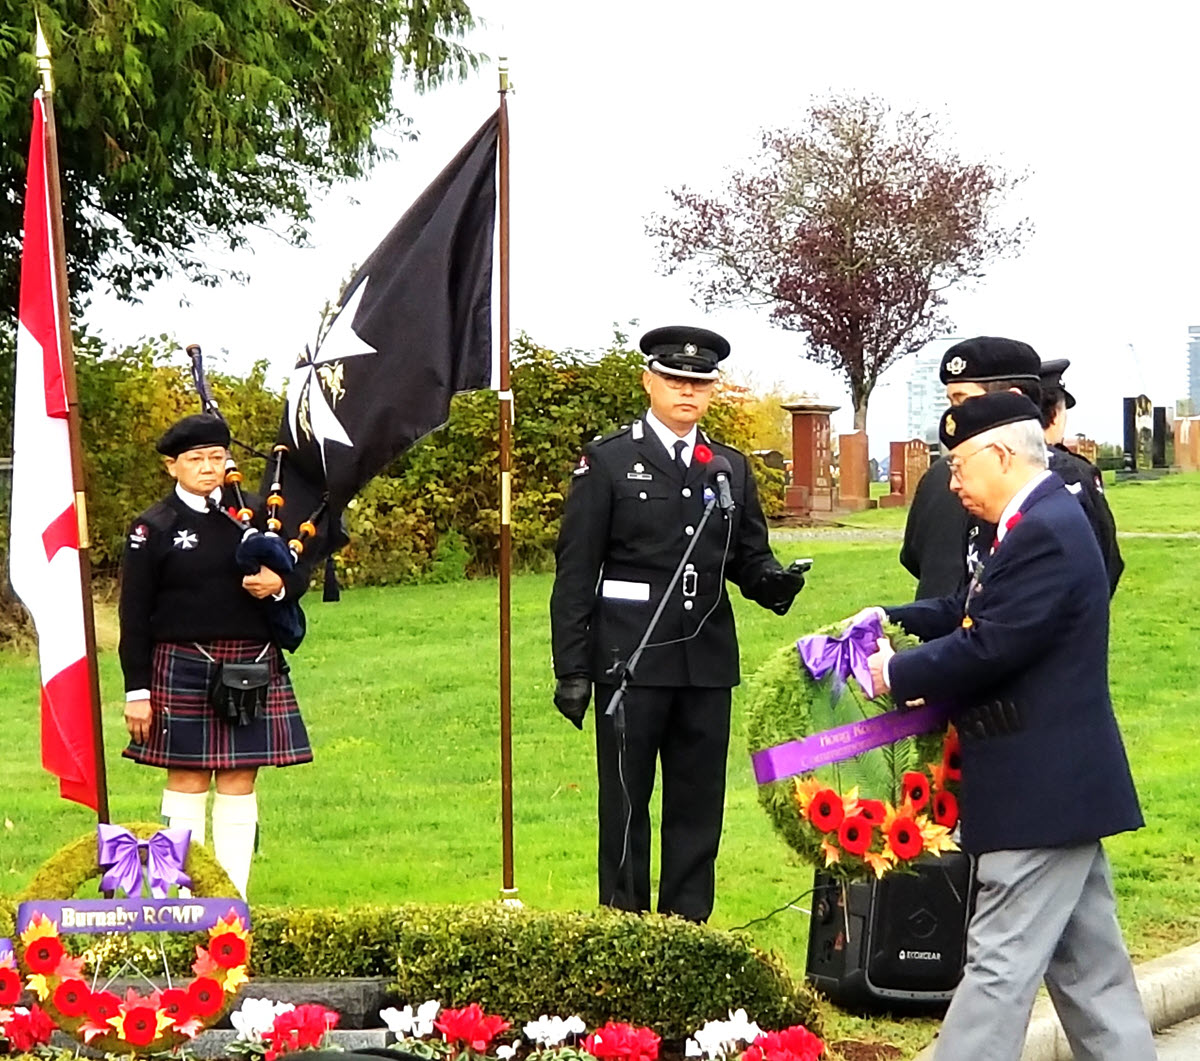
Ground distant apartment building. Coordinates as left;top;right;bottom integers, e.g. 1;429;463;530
1188;325;1200;415
906;353;945;445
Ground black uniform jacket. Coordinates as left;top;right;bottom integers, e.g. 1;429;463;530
550;418;784;689
885;474;1143;854
899;457;971;599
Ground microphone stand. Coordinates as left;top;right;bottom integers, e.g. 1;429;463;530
604;494;721;906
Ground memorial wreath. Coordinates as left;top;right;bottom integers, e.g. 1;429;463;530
745;614;961;882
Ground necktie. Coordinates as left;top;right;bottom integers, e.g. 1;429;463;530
673;439;688;476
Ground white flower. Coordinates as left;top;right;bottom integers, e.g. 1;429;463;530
381;1006;416;1037
382;1000;441;1039
686;1039;703;1057
724;1010;761;1046
232;998;295;1042
686;1012;761;1060
414;999;441;1038
497;1046;517;1059
523;1015;585;1047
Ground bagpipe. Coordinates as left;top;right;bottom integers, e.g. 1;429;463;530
186;344;329;651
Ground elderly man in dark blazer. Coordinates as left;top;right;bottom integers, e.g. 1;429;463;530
865;392;1154;1061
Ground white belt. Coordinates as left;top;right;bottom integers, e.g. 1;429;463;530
600;579;650;602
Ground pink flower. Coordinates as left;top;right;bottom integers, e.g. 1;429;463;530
583;1021;661;1061
435;1003;511;1053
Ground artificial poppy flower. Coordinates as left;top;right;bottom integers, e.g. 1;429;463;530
118;1005;161;1046
855;798;886;824
887;814;923;861
52;978;91;1017
693;444;713;465
4;1005;55;1051
24;935;64;975
583;1021;660;1061
0;965;20;1006
159;987;193;1025
88;990;122;1024
806;789;844;833
933;789;959;829
837;814;874;857
188;977;224;1017
901;771;930;812
942;726;962;781
210;932;248;969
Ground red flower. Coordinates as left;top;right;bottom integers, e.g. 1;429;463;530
901;771;930;812
942;727;962;781
53;977;91;1017
88;990;122;1024
583;1021;661;1061
159;987;194;1025
693;444;713;465
263;1004;339;1061
24;935;64;974
119;1005;161;1047
837;814;874;856
435;1003;511;1053
856;799;886;824
4;1005;56;1052
743;1025;825;1061
188;976;224;1017
933;789;959;829
0;966;20;1006
209;932;248;969
806;789;844;833
887;814;923;861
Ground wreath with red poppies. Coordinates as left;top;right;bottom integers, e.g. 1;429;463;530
745;619;962;882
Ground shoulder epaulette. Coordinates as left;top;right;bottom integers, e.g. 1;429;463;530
593;424;632;447
140;499;178;533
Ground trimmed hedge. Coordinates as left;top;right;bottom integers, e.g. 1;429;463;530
250;903;821;1039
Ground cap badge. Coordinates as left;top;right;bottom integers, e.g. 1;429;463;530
945;356;967;376
684;343;698;356
945;414;956;437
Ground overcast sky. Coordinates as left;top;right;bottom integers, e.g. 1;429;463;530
84;0;1200;454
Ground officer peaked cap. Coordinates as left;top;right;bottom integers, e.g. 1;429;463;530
640;325;730;380
940;392;1041;451
1038;357;1076;409
940;336;1041;385
156;414;230;458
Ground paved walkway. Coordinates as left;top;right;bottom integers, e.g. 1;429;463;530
1155;1013;1200;1059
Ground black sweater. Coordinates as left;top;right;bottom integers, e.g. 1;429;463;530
118;490;310;692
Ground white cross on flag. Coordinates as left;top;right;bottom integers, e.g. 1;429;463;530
8;90;100;810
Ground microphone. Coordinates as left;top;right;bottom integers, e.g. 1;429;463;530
707;455;735;513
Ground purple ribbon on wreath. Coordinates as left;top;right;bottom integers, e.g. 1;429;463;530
796;612;882;700
97;825;192;898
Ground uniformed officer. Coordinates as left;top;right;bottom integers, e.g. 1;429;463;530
549;325;805;922
119;414;313;897
1038;358;1124;595
900;337;1042;597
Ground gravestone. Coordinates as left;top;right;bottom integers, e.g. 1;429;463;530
1174;418;1200;472
783;402;838;515
879;439;930;509
837;431;875;511
1122;396;1153;471
1152;407;1168;468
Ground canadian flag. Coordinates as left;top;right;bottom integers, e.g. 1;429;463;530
9;91;101;810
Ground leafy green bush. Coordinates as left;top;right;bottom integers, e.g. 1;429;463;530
249;902;821;1039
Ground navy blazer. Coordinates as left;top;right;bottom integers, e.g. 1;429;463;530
886;473;1143;854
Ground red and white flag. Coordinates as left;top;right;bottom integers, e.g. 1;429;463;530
9;91;100;810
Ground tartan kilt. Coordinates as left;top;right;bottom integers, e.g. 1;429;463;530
123;639;313;770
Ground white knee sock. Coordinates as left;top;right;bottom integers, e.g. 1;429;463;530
161;789;208;847
211;792;258;898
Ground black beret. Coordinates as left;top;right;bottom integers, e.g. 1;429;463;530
639;325;730;380
940;336;1041;385
1038;357;1076;409
940;392;1041;451
156;414;230;458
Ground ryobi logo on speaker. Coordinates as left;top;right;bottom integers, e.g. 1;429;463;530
898;949;943;962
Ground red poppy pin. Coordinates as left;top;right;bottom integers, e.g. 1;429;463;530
693;443;713;464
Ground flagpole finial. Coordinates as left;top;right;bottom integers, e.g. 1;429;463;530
35;13;54;93
498;57;510;94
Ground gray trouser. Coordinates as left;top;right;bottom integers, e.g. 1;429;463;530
933;842;1156;1061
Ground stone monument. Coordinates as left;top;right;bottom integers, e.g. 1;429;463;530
783;401;838;515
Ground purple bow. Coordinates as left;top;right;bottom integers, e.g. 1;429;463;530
797;613;883;699
97;825;192;898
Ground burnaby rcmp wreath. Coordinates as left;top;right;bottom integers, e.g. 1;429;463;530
11;822;250;1054
745;615;962;882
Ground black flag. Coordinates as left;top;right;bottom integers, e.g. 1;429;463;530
277;111;499;569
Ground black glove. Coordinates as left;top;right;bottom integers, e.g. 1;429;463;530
756;567;806;616
553;675;591;729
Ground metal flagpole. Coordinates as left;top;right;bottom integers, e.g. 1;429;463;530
497;60;517;901
35;16;111;824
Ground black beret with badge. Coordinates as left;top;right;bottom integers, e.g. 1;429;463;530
156;413;231;458
1039;358;1076;409
940;392;1042;451
939;336;1041;385
640;325;731;380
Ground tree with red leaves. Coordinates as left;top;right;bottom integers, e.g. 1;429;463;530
648;95;1029;430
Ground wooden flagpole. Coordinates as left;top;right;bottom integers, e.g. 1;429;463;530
497;60;517;900
35;16;110;824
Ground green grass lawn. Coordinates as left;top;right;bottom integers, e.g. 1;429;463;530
1;473;1197;1058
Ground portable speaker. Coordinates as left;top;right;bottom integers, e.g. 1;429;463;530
805;851;976;1009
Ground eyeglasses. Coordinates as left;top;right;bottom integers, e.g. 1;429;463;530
653;372;716;392
947;442;1011;480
